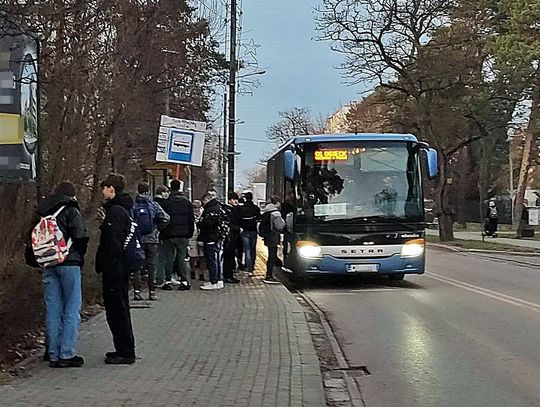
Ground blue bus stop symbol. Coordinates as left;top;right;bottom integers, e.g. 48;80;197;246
168;129;194;163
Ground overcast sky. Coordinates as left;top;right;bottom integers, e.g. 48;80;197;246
233;0;365;186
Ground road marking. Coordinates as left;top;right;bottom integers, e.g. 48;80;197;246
427;272;540;313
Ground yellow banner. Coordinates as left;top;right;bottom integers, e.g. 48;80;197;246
0;113;23;144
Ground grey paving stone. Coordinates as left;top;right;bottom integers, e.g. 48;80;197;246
0;275;325;406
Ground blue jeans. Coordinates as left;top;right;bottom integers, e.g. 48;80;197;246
42;266;82;361
204;242;223;284
241;231;258;272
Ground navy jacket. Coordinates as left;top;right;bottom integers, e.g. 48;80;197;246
160;192;195;239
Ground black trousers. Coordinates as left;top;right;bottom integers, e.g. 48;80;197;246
267;246;278;279
223;233;240;280
102;269;135;358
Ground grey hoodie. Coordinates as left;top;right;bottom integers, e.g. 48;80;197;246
262;203;286;247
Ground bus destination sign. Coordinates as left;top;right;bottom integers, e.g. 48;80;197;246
314;150;349;161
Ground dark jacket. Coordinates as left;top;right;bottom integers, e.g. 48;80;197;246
160;192;195;239
198;198;223;243
29;194;89;267
95;193;134;275
154;195;167;208
223;204;241;236
238;201;261;232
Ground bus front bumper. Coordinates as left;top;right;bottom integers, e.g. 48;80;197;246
291;254;425;276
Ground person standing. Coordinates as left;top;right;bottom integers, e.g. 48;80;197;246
485;200;499;237
159;179;195;291
95;173;136;365
198;193;228;290
223;192;241;284
132;182;170;301
189;200;206;281
153;185;170;208
32;181;88;368
238;192;260;277
260;196;286;284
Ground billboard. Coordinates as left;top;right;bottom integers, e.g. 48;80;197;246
156;115;206;167
0;21;39;182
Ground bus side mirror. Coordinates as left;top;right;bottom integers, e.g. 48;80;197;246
426;148;438;180
284;150;296;181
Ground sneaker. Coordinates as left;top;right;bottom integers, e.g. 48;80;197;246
170;277;182;286
105;351;117;358
200;283;219;291
155;281;167;288
217;281;224;289
224;277;240;284
160;283;173;291
178;282;191;291
105;354;136;365
148;291;158;301
50;355;84;368
133;291;144;301
263;277;280;284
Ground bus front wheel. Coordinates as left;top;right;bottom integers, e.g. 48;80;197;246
388;273;405;281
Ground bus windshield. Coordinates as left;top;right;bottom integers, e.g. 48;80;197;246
296;141;423;224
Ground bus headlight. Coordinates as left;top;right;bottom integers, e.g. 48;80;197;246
401;239;425;258
297;241;322;258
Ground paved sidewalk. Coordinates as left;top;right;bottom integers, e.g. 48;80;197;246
426;229;540;250
0;276;325;406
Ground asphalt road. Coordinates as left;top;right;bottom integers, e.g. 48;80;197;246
302;248;540;407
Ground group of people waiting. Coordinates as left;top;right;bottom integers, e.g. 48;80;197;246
26;173;288;369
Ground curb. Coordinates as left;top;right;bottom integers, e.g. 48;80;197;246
429;243;540;257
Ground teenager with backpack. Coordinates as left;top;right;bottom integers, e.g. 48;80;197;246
95;174;137;365
158;179;195;291
260;196;286;284
132;182;170;301
238;192;261;277
30;181;88;368
198;192;230;290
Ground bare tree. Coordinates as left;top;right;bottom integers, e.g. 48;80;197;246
266;107;322;145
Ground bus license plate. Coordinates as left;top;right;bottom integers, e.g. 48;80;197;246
347;264;379;273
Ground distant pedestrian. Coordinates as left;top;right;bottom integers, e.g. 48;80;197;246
485;200;499;237
260;196;286;284
223;192;241;284
31;181;88;368
198;193;229;290
132;182;170;301
238;192;261;277
158;179;195;291
95;173;136;365
189;200;206;281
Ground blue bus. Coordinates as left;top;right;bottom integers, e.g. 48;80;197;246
266;133;438;283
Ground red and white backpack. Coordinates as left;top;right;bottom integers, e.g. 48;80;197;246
31;206;72;268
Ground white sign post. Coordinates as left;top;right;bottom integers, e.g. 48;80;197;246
156;115;207;166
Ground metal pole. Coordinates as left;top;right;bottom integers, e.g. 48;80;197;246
227;0;237;193
223;93;228;199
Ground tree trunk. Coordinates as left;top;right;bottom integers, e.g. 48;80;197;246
514;77;540;237
436;156;454;241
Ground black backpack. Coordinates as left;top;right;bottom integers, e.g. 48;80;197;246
258;210;276;237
